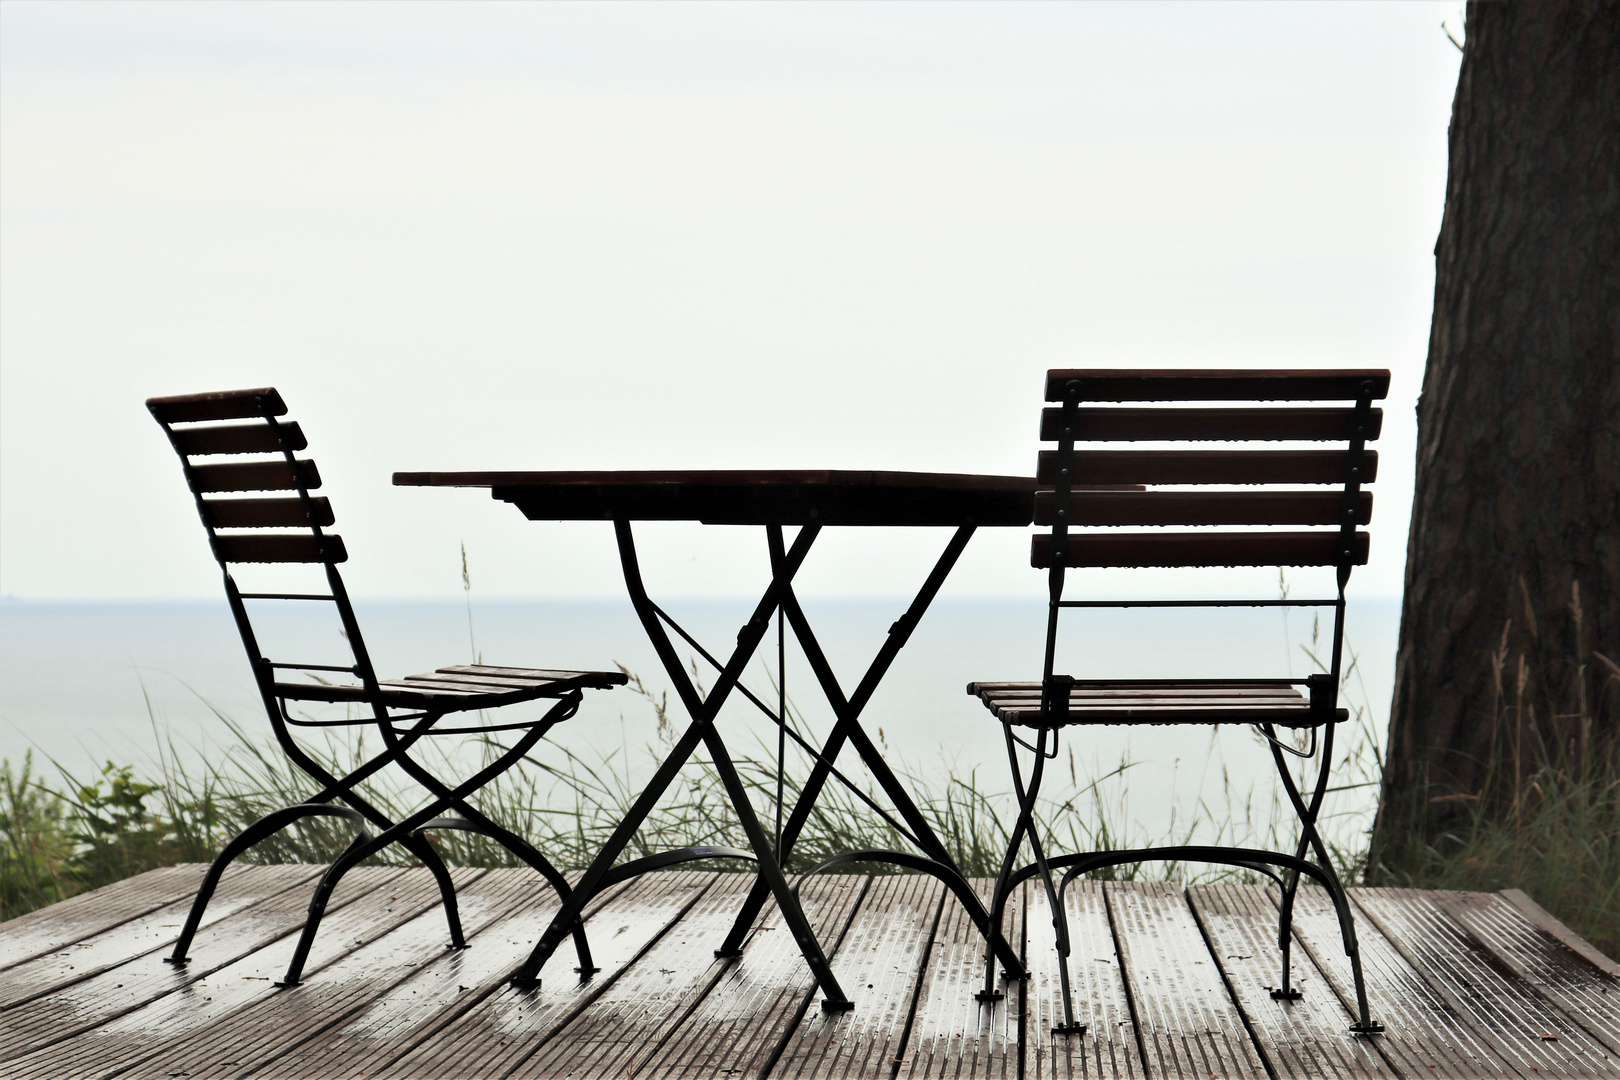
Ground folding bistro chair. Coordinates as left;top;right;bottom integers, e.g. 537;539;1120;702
148;387;629;986
968;369;1387;1036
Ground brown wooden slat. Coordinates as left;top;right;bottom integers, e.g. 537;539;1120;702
1040;406;1384;443
1043;369;1391;403
189;458;322;493
147;387;287;423
1186;884;1396;1078
1105;881;1270;1079
436;664;628;687
1352;888;1620;1077
1024;880;1145;1080
202;496;334;529
0;864;320;1011
403;671;563;690
0;865;411;1068
626;875;870;1079
1032;531;1369;569
1034;490;1373;527
1430;890;1620;1055
1037;449;1378;485
212;533;347;564
0;866;206;974
772;874;945;1078
1285;886;1530;1078
171;421;306;456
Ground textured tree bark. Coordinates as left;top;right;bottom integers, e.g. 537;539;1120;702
1373;0;1620;862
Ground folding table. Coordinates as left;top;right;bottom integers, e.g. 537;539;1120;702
393;469;1037;1009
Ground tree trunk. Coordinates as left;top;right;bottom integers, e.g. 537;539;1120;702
1373;0;1620;864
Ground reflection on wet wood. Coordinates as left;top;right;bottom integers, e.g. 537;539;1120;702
2;866;1614;1078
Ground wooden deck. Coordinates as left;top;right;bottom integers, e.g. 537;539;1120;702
1;866;1615;1078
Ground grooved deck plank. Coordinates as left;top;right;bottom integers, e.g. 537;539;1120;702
1186;884;1393;1079
0;866;442;1078
251;868;587;1079
0;865;320;1010
1429;890;1620;1056
903;880;1022;1079
1353;888;1620;1078
629;873;870;1079
118;868;533;1079
0;864;386;1063
1025;880;1143;1080
772;874;945;1078
1284;885;1522;1078
0;865;206;973
511;872;758;1080
11;869;1618;1077
376;870;714;1080
1105;882;1268;1079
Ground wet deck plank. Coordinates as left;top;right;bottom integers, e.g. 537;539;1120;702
375;871;710;1080
901;879;1021;1079
772;873;945;1079
1353;888;1620;1079
0;865;207;974
5;869;1618;1078
1105;882;1269;1080
630;873;869;1079
1186;883;1393;1079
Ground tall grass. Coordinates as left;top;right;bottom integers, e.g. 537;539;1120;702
1368;581;1620;958
4;632;1613;959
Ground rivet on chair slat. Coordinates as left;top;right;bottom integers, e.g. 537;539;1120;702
1035;449;1378;486
171;422;307;456
1030;530;1370;569
211;533;347;564
1038;406;1384;443
1042;368;1391;403
146;388;288;423
188;459;323;493
202;497;335;529
1033;490;1372;527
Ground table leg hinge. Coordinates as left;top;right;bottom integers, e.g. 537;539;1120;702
1052;1023;1088;1038
975;990;1006;1002
821;997;856;1013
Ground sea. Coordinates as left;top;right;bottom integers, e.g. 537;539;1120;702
0;596;1400;855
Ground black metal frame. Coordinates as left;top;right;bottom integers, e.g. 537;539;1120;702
511;517;1028;1010
982;374;1385;1037
148;389;668;987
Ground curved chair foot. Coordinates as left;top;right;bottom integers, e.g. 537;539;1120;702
169;802;369;963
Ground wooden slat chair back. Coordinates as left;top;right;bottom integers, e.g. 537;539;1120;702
147;388;650;989
967;369;1390;1039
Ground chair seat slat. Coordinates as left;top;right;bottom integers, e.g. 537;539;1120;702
1033;490;1371;527
967;679;1345;728
1039;407;1383;443
1036;449;1377;486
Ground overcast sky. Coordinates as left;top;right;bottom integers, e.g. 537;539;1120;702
0;1;1463;601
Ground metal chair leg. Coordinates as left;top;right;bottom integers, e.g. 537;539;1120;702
167;803;369;964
